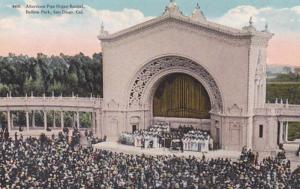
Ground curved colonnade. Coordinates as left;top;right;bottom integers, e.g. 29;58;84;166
0;96;102;137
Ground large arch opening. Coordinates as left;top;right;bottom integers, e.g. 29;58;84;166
127;56;223;149
153;73;211;119
128;56;223;113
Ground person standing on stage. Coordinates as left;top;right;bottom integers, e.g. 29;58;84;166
179;139;183;153
141;137;145;149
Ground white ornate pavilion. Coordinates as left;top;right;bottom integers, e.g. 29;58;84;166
1;1;300;153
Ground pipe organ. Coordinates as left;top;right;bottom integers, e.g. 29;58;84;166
153;73;211;119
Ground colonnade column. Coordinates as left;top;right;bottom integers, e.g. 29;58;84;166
60;111;64;129
91;112;96;134
26;111;29;131
7;111;11;132
96;111;101;137
76;112;80;128
285;122;289;142
44;111;47;130
72;113;75;128
32;111;35;128
279;121;284;144
53;112;56;128
11;113;14;129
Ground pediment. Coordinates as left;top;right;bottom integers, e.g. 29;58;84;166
99;14;271;43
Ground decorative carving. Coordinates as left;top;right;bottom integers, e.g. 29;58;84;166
163;0;183;17
228;104;243;116
130;116;140;124
97;22;109;40
107;99;119;109
229;121;240;129
128;56;223;112
242;17;256;32
255;50;263;77
190;3;206;22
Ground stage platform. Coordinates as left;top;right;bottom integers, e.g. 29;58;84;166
93;142;241;160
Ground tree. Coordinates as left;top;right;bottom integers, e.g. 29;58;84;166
0;84;9;96
66;72;78;95
0;52;102;97
48;80;64;96
282;66;292;74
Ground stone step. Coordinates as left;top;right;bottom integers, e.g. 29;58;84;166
106;137;119;142
283;143;299;152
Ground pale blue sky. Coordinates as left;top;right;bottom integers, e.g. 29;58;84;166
1;0;300;17
0;0;300;65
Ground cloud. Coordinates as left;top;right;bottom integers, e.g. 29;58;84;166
212;5;300;65
0;4;153;33
0;3;299;66
0;17;16;30
213;5;300;34
0;6;153;56
85;6;153;33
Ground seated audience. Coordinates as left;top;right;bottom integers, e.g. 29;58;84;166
0;132;299;188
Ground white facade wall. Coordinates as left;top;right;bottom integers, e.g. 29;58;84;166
99;14;273;150
102;21;250;110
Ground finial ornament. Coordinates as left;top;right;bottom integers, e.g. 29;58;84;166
98;20;109;39
163;0;182;16
263;22;269;32
101;21;104;32
249;17;253;26
242;16;256;32
190;2;206;21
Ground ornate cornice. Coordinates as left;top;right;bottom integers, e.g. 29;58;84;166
101;19;250;49
100;17;273;50
99;14;272;44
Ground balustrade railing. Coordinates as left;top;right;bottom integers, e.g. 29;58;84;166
256;103;300;116
0;96;103;108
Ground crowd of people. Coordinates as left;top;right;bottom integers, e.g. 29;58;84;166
119;123;213;152
1;130;300;188
84;129;106;146
182;130;212;152
119;122;171;147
